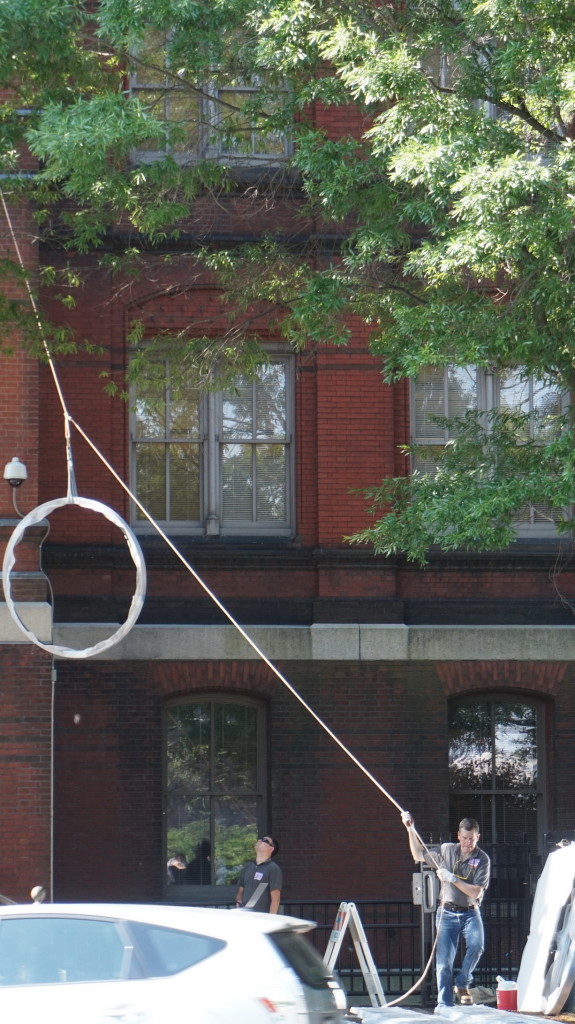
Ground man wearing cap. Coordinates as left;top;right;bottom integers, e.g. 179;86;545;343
402;812;490;1009
235;836;282;913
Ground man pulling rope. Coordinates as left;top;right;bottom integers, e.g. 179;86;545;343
402;810;491;1010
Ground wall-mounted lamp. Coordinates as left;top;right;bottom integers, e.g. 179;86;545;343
3;457;28;487
3;457;28;517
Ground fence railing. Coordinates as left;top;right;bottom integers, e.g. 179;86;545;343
284;899;423;1004
283;890;531;1006
284;843;534;1006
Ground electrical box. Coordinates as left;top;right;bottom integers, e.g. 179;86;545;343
412;865;440;913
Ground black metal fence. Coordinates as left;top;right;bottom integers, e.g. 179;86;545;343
283;842;535;1007
284;898;422;1004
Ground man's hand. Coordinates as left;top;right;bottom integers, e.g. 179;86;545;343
437;867;457;883
401;810;414;828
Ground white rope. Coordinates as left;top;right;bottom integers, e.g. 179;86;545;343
70;416;410;812
0;182;414;812
2;183;442;1002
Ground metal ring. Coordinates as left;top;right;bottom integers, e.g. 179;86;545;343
2;496;147;659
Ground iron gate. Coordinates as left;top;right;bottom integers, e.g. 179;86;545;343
283;841;535;1007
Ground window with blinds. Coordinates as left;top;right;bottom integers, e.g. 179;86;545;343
411;365;566;533
413;365;478;474
131;355;293;536
221;364;288;524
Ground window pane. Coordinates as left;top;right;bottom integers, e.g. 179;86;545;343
217;89;255;155
217;89;287;158
167;704;211;797
168;91;202;152
215;798;258;885
135;443;166;520
0;918;126;985
447;366;477;421
271;931;334;988
132;30;168;86
222;443;253;519
256;444;286;520
222;379;254;440
166;703;212;882
514;500;563;525
499;369;529;417
256;364;286;438
414;365;477;443
134;372;167;439
412;445;445;476
169;442;201;520
129;922;224;975
135;87;169;119
169;385;200;439
532;379;561;420
499;370;562;441
494;791;538;846
214;703;258;793
494;701;537;790
449;701;492;790
223;363;287;441
449;793;493;844
134;359;202;523
414;365;446;442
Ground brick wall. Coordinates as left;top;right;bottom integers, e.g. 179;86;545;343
51;656;575;904
0;647;53;902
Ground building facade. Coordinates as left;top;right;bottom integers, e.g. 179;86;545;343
1;76;575;913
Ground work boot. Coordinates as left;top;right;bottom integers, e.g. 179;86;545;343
455;987;473;1005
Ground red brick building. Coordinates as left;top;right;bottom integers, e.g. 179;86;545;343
1;80;575;914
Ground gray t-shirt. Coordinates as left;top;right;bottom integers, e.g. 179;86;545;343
433;842;491;907
238;858;283;912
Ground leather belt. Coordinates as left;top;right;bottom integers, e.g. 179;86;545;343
442;901;478;912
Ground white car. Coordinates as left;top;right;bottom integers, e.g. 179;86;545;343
0;902;348;1024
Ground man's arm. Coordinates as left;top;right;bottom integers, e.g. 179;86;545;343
437;868;484;902
268;862;283;913
269;888;281;914
235;885;244;907
438;852;490;902
401;812;426;862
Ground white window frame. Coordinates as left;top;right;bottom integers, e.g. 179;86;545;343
129;35;291;165
130;353;294;538
411;365;569;536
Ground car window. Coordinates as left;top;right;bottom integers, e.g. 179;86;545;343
128;921;225;976
0;917;128;986
270;929;334;989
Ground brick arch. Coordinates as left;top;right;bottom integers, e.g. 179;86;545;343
150;659;278;699
435;660;566;697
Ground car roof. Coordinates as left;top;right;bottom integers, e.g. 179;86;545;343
0;903;315;937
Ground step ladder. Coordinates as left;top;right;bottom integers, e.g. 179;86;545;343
323;901;386;1007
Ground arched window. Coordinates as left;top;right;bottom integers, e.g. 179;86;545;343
164;697;267;900
448;697;546;852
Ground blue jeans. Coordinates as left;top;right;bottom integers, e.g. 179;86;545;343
435;907;485;1007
